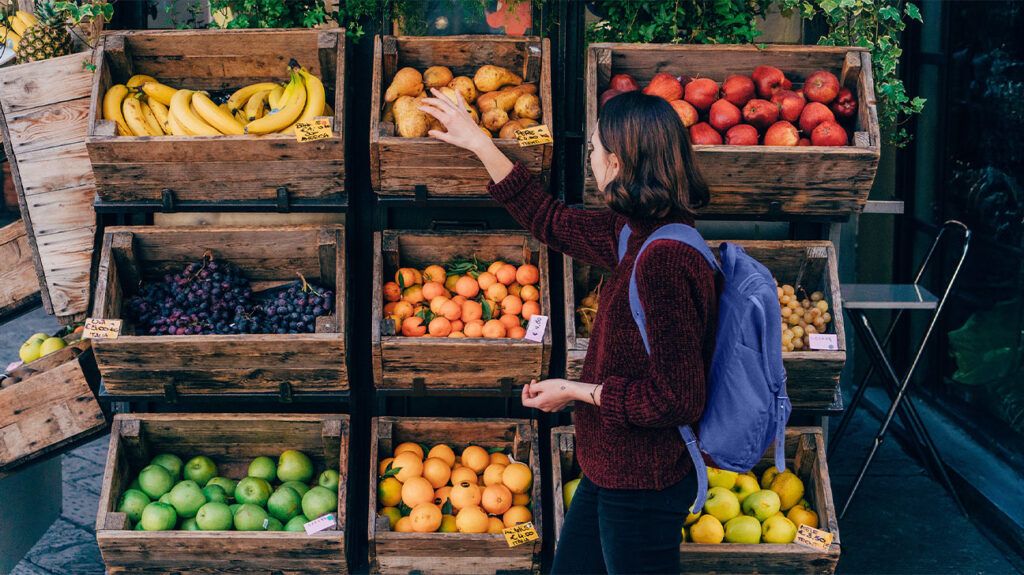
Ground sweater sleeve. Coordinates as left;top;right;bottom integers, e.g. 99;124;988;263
488;163;622;269
599;241;714;430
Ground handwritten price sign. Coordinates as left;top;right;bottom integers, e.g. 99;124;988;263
82;318;122;340
794;524;833;551
503;521;539;548
295;117;333;143
514;124;553;147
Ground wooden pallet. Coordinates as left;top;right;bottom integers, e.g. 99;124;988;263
584;44;880;218
91;224;348;397
564;240;845;411
0;51;99;323
371;230;551;393
86;28;345;205
370;35;552;197
368;416;542;574
0;218;40;318
96;413;349;574
550;426;841;574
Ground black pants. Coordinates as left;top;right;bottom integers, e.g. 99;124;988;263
552;472;697;575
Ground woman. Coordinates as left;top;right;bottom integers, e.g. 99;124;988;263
420;89;717;574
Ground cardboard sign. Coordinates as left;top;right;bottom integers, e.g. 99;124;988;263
304;513;337;534
794;524;833;551
808;333;839;351
503;521;539;547
515;124;553;147
524;315;548;342
82;318;122;340
295;117;333;142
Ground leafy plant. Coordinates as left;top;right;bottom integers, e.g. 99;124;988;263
585;0;768;44
53;0;113;24
208;0;328;29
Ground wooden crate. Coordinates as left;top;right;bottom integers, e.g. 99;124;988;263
372;230;551;393
91;224;348;397
86;28;345;205
370;35;553;197
368;416;542;574
96;413;349;574
551;426;840;574
0;219;41;318
584;44;880;218
564;240;845;411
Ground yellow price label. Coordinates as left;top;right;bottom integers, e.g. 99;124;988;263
295;117;333;143
503;521;539;548
794;524;833;551
82;318;122;340
515;124;553;147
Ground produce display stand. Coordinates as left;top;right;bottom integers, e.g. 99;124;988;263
0;218;41;320
368;417;543;574
95;413;350;573
550;425;841;574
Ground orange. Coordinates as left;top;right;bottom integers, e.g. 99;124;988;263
501;294;523;316
503;505;532;528
401;316;426;337
512;493;530;506
428;444;457;467
423;265;447;283
521;300;541;320
502;462;533;494
434;486;452;507
520;284;540;302
391;452;424;483
495;264;517;286
464;320;484;338
487;516;506;534
451;466;478;485
487;261;506;275
477;272;497;290
422;281;448;301
461;300;483;322
440;299;462;321
451;295;467;306
508;326;526;339
455;276;480;298
379;506;401;529
394;516;414;532
508;283;522;297
428;317;452;337
402;285;425;304
383;281;402;302
422;457;452;489
455;505;489;533
485;283;508;302
482;319;507;339
402;476;435;507
499;313;521;331
392;301;414;320
444;274;461;292
450;319;464;333
378;457;395;475
394;439;425;458
490;452;510;466
516;264;540;285
461;445;490;473
450;481;482;510
485;299;502;319
410;502;442;532
378;476;402;507
482;484;513;515
395;268;421;287
383;302;398;316
448;331;466;338
429;296;449;315
483;463;507;486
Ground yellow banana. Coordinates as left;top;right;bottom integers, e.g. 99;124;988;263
126;74;158;90
267;84;286;110
15;11;37;28
8;14;26;36
246;72;306;135
225;81;281;112
148;98;171;134
141;82;177;107
280;68;327;135
0;25;21;49
166;107;191;136
244;90;269;121
102;84;132;136
193;91;244;135
222;102;245;127
122;96;159;137
169;89;220;136
140;99;165;135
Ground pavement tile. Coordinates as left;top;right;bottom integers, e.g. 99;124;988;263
70;436;111;467
10;560;57;575
23;520;103;575
61;456;104;494
60;482;100;532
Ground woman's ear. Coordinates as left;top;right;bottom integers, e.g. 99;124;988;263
606;152;621;182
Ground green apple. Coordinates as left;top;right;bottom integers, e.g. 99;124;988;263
138;464;174;499
128;477;142;492
140;502;177;531
28;332;50;343
134;521;145;531
742;489;781;522
235;477;273;507
731;474;760;504
301;486;336;520
168;480;207;519
234;503;270;531
563;478;580;511
703;486;740;523
230;503;242;515
724;515;762;544
284;515;309;532
203;484;228;504
280;480;311;498
150;454;183;480
117;489;151;525
39;337;67;357
183;455;217;486
266;517;284;531
707;467;738;490
18;339;42;363
196;502;234;531
761;514;797;544
277;450;314;483
317;469;340;492
267;486;303;523
159;493;173;505
179;517;200;531
206;477;237;498
248;456;277;483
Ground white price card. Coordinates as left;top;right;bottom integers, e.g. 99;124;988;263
524;315;548;342
304;513;337;535
808;333;839;351
82;318;122;340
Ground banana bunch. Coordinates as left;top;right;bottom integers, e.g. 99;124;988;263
0;10;37;50
576;276;603;338
100;59;327;137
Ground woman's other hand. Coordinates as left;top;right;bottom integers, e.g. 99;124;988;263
419;88;493;154
522;379;583;412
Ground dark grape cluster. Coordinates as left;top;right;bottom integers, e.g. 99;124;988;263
125;254;333;336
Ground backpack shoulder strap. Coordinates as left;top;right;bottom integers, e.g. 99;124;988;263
617;223;632;263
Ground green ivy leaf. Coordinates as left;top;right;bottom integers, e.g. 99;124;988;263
905;3;923;22
382;465;400;478
487;446;507;454
481;299;492;322
878;6;899;21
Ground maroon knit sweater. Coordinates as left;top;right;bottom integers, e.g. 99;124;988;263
489;163;718;490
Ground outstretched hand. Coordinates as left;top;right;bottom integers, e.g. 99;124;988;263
418;88;493;154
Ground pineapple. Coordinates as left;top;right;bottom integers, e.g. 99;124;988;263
15;1;71;64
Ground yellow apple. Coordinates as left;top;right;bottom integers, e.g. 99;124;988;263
684;511;701;527
18;340;42;363
770;471;805;511
760;466;787;489
731;474;759;503
703;487;740;523
724;515;762;544
741;489;781;522
787;505;818;529
707;467;738;490
689;514;724;544
39;337;67;357
761;514;797;544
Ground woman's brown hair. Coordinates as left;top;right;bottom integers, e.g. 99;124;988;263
598;91;709;219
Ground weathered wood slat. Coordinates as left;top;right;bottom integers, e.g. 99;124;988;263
0;219;41;318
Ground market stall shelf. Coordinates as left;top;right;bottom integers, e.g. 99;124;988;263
95;413;349;574
86;28;346;209
370;35;552;198
0;219;41;319
584;44;880;218
372;230;551;394
368;416;542;574
551;426;841;574
91;224;348;398
564;240;845;412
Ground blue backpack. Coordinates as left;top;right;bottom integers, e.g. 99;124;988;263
618;223;790;512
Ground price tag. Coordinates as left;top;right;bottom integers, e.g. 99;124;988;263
808;333;839;351
503;521;539;547
82;318;122;340
304;513;337;535
524;314;548;342
515;124;553;147
794;524;833;551
295;117;333;143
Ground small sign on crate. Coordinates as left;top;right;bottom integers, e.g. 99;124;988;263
794;524;833;551
503;521;539;547
82;318;122;340
524;314;548;342
808;333;839;351
515;125;553;147
304;513;337;534
295;117;333;143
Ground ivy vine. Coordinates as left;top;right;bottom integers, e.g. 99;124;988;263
584;0;767;45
